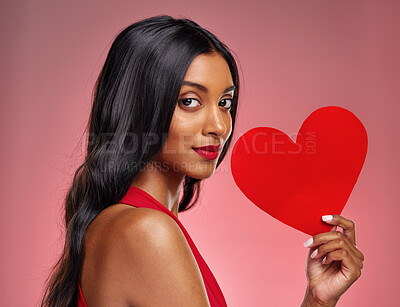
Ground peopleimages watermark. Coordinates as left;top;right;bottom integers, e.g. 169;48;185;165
81;130;318;156
96;160;220;173
232;131;318;155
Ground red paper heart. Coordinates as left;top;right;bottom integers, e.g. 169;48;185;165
230;106;368;236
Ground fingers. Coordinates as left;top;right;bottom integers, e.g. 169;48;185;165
304;230;365;262
309;237;364;269
303;215;364;285
323;249;362;281
321;214;356;246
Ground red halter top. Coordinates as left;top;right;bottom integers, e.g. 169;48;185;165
77;185;227;307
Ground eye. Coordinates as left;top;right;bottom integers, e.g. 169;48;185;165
219;98;233;110
179;97;201;108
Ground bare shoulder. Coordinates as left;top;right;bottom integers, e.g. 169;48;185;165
82;205;210;307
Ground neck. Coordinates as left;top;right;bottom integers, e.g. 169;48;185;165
130;160;184;219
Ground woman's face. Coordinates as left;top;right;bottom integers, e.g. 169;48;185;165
155;51;235;180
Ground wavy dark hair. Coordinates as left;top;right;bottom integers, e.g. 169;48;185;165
40;14;240;306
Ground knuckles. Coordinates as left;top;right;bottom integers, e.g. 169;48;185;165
336;231;344;239
340;249;348;257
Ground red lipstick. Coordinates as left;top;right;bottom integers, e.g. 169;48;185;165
192;144;221;160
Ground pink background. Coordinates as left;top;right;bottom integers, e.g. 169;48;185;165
1;0;398;306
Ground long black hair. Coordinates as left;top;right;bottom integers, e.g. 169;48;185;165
40;14;240;307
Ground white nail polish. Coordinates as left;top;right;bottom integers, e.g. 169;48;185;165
311;249;318;258
303;237;313;247
322;256;327;264
322;215;333;222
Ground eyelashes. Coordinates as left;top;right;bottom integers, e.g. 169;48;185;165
220;98;233;109
179;97;233;110
179;98;200;108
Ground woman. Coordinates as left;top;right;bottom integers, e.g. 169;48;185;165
41;15;364;306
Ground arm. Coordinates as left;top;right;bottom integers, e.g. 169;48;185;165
98;208;211;307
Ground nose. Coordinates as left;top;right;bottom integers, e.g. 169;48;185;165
202;104;227;138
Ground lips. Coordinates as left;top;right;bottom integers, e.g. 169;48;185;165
192;144;221;160
192;144;221;152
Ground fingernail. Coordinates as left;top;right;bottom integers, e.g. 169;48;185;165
322;256;327;264
311;249;318;258
303;237;313;247
322;215;333;222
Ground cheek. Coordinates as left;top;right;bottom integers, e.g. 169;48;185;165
163;120;195;155
168;111;200;144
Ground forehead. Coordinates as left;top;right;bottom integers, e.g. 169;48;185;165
183;52;233;87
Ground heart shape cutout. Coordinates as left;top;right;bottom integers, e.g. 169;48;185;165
230;106;368;236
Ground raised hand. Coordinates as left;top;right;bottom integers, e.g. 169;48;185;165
301;215;365;307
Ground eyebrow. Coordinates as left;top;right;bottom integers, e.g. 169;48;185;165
181;81;235;94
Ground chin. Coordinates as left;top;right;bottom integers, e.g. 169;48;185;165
185;167;216;180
